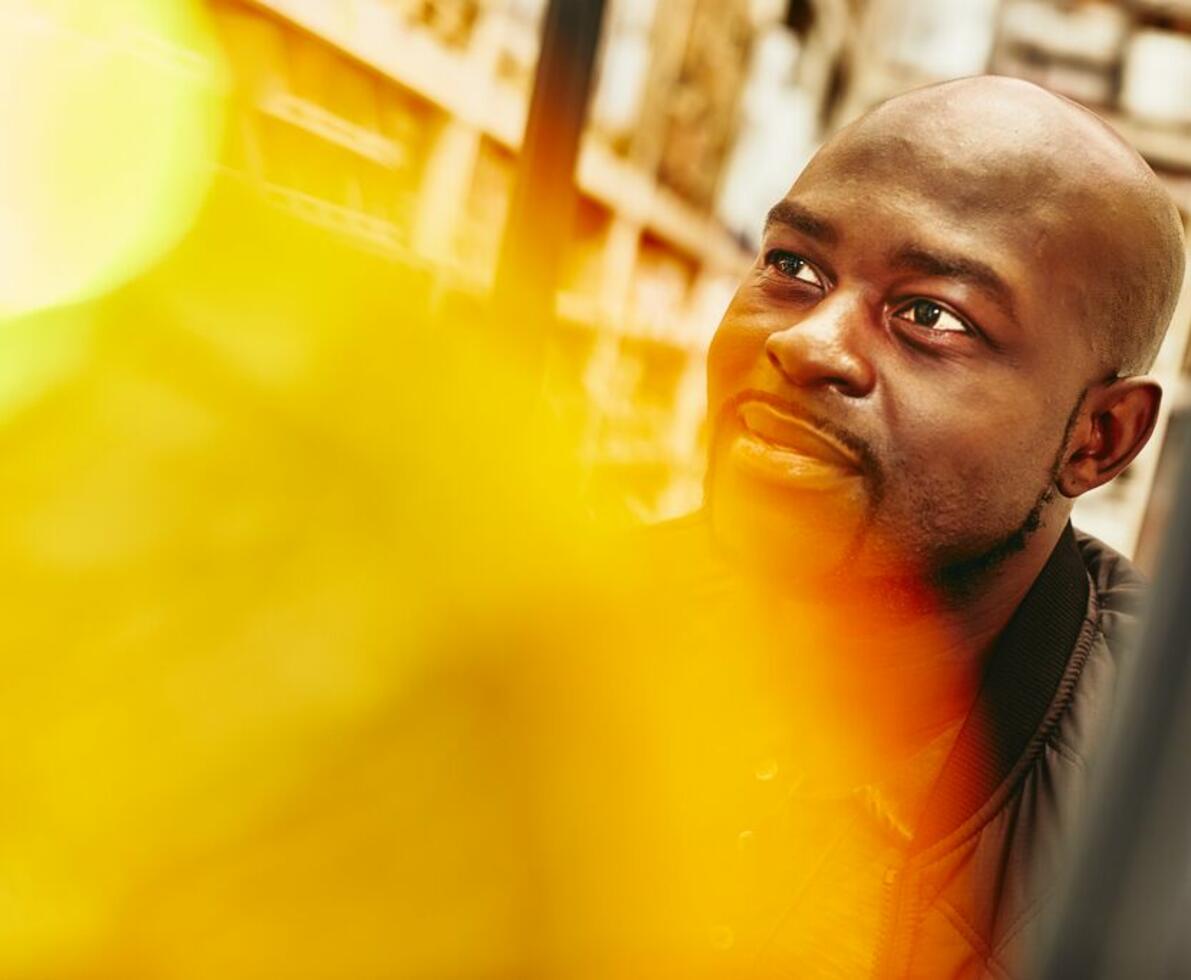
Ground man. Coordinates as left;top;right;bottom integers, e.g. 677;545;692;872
666;75;1187;977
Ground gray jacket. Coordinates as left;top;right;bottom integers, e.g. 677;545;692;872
876;526;1145;978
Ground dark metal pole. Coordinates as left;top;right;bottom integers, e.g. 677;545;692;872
489;7;609;964
492;0;608;366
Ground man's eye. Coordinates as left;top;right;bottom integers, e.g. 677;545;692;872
893;299;969;335
764;250;824;288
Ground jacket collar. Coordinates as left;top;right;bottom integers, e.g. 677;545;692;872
911;521;1091;852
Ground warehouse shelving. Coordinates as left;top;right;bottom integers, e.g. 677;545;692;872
239;0;749;278
211;0;758;521
258;90;407;168
1103;112;1191;174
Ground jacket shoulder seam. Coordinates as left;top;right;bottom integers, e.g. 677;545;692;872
1048;732;1087;771
985;952;1019;980
993;889;1051;955
934;899;1017;980
935;897;992;959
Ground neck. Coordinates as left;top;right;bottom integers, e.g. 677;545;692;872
932;507;1076;659
719;514;1074;786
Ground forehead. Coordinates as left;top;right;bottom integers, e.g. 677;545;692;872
791;120;1073;247
778;120;1126;347
806;85;1122;214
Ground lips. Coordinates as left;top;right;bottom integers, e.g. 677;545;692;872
737;401;862;472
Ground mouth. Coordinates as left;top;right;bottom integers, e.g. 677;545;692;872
728;399;863;489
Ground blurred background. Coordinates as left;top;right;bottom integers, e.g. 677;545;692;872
1;1;1190;977
196;0;1190;561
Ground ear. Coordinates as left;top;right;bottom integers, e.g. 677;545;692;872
1057;377;1163;498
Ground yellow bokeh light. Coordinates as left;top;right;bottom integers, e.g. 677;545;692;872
0;0;227;317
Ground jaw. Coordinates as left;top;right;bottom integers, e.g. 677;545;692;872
706;443;876;586
705;458;977;611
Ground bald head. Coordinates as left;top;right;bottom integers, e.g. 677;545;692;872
709;77;1183;590
816;76;1185;376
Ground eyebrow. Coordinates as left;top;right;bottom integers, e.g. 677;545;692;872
889;244;1017;321
764;200;839;245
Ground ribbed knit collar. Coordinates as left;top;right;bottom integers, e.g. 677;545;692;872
911;521;1091;852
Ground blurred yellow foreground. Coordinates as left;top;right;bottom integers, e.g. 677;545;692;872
0;2;944;976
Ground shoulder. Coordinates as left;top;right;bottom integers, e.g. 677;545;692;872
961;532;1148;967
1073;528;1149;643
1072;528;1147;596
1051;529;1148;765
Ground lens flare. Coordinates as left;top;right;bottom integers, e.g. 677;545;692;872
0;0;227;317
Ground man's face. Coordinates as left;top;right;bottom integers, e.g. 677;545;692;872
706;120;1100;584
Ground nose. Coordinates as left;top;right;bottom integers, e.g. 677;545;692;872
764;293;875;398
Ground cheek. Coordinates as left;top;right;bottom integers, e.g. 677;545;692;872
878;387;1062;532
707;313;767;411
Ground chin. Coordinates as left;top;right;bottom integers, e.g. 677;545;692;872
707;452;868;585
709;470;951;600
